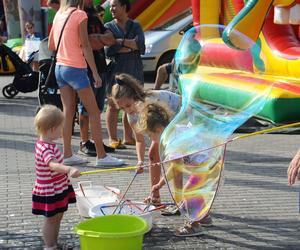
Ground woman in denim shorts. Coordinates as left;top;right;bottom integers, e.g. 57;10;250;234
49;0;124;167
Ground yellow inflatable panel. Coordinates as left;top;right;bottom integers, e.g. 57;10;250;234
135;0;176;31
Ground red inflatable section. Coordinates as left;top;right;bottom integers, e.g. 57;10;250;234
200;43;254;72
148;1;191;29
191;0;200;26
129;0;155;20
231;0;244;13
263;8;300;58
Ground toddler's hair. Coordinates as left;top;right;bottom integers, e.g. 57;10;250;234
137;102;172;134
34;105;64;135
111;73;147;102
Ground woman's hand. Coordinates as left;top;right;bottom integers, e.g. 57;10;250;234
101;31;116;45
89;34;105;49
288;150;300;185
116;38;124;46
93;72;102;88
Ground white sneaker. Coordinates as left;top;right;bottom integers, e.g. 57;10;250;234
63;155;88;165
95;155;125;167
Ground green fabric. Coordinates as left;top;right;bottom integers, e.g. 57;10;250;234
5;38;23;49
180;78;300;123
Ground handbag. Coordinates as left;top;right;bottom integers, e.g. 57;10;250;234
45;9;76;89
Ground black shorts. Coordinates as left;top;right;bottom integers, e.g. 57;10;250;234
165;62;173;75
78;72;107;114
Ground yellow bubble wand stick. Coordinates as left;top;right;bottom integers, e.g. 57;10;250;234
81;166;138;175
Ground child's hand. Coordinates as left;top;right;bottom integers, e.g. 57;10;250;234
136;161;144;174
151;183;161;193
69;167;81;178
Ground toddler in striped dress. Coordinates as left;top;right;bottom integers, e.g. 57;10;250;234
33;105;81;250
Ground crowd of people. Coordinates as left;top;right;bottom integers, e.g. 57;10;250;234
28;0;300;249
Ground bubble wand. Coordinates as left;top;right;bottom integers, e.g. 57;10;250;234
80;121;300;175
81;166;137;175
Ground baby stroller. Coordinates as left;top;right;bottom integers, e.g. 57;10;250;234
1;44;39;99
38;37;62;109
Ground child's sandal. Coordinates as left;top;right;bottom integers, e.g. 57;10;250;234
160;205;181;216
175;221;203;237
57;242;73;250
143;196;161;206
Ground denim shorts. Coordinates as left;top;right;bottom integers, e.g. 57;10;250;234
55;65;90;90
78;72;107;114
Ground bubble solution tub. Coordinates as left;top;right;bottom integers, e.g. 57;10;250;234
74;181;120;217
74;214;148;250
89;201;156;232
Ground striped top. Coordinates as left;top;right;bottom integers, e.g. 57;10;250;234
33;140;70;197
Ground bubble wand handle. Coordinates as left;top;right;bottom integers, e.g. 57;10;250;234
112;172;138;215
81;166;137;175
234;121;300;141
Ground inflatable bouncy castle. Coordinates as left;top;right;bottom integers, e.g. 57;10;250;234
100;0;190;30
178;0;300;123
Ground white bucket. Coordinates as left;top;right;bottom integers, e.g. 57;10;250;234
89;202;156;231
74;181;120;218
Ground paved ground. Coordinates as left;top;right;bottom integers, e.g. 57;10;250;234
0;75;299;249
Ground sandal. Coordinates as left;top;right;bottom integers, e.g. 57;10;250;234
143;196;161;206
175;221;203;237
122;139;136;146
160;205;181;216
200;215;213;227
109;139;127;149
57;242;73;250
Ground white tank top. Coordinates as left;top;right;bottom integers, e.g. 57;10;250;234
128;90;181;125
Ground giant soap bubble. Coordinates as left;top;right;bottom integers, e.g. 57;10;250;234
159;25;271;222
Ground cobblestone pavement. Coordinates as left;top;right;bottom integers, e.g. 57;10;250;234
0;76;299;249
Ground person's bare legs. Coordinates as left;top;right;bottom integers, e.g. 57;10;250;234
43;212;64;248
173;167;183;203
79;114;89;143
123;113;135;143
52;212;63;247
106;98;119;143
77;86;106;158
149;141;161;199
60;86;77;158
154;63;168;90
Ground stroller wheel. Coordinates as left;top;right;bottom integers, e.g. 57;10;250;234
2;84;19;99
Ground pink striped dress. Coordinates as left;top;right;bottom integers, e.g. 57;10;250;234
32;139;76;217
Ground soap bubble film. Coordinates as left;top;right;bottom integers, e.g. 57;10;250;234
160;25;271;222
